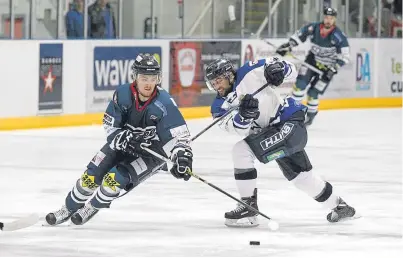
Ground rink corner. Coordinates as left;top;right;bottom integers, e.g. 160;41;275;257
0;99;401;131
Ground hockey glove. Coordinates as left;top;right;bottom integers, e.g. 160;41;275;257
321;65;338;83
110;129;134;154
170;144;193;181
238;94;260;121
264;61;285;86
127;133;152;157
275;39;297;56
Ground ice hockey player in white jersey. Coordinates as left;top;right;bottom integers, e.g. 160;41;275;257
205;57;357;227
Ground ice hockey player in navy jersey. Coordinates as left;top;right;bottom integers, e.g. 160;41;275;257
205;57;357;227
46;54;193;226
276;7;350;125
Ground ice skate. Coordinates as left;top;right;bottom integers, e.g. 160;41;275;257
70;203;99;226
225;188;259;227
327;197;358;222
45;205;73;226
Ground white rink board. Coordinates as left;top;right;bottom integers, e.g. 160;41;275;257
0;108;401;257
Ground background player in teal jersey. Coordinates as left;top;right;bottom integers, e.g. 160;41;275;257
276;7;350;126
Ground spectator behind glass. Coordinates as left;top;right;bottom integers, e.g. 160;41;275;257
65;0;84;38
88;0;117;39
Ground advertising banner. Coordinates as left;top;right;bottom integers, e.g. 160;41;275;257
87;46;162;112
323;39;375;99
377;40;403;97
38;43;63;114
170;41;241;107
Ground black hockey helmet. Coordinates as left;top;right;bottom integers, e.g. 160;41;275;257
131;53;162;83
204;58;236;91
323;7;337;17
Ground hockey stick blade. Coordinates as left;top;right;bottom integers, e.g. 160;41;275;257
0;213;39;232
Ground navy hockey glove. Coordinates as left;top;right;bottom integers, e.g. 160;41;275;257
170;144;193;181
264;61;285;86
321;65;338;83
125;126;154;157
275;39;297;56
110;129;135;154
239;94;260;121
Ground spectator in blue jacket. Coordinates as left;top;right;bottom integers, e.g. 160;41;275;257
65;0;84;39
88;0;117;39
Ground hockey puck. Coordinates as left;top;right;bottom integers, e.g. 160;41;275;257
249;241;260;245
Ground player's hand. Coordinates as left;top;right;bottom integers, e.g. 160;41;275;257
170;146;193;181
127;133;152;157
264;61;285;86
111;129;135;153
239;94;260;121
276;43;291;56
275;40;296;56
321;65;338;82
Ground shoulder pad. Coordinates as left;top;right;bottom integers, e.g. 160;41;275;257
114;84;133;111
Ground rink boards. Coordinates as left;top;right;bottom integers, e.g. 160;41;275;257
0;38;401;130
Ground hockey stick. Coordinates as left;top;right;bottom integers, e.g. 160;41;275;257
119;81;272;198
191;81;271;142
141;146;280;231
262;39;324;76
0;213;39;232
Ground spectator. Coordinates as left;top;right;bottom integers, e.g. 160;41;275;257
65;0;84;39
88;0;117;39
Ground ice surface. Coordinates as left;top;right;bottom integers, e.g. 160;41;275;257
0;108;402;257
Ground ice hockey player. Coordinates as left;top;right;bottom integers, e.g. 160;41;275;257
205;57;356;227
46;53;193;226
276;7;350;125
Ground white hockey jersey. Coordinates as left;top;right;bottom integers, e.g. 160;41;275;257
210;57;306;136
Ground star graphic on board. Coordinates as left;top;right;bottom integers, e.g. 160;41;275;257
42;66;56;94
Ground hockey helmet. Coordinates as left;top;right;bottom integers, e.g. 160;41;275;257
323;7;337;17
204;58;236;91
131;53;162;84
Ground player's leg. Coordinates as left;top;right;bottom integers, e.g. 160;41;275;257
276;151;357;222
225;140;259;227
70;155;163;225
304;73;331;125
292;63;316;103
45;144;120;225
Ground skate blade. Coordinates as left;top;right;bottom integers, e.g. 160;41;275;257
329;212;362;223
1;213;39;231
225;217;259;228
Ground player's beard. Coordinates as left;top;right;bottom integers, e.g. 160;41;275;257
138;86;156;101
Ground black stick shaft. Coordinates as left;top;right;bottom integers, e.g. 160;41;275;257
190;173;273;221
191;81;270;142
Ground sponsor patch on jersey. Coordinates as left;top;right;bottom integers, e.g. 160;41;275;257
103;113;114;127
266;150;286;162
91;151;106;167
170;124;190;138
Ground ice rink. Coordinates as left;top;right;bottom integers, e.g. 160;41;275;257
0;108;402;257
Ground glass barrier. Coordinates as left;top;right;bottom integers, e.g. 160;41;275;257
1;0;401;39
0;0;10;39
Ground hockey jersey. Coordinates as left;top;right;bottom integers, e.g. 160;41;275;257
210;57;307;136
291;22;350;67
103;83;190;157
